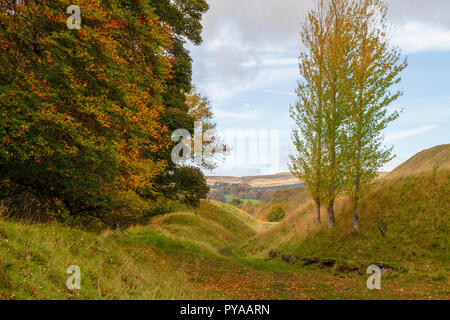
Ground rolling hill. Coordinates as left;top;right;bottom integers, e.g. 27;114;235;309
207;172;300;188
386;144;450;179
208;171;390;189
244;145;449;299
0;145;448;300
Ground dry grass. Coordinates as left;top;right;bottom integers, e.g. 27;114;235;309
386;144;450;180
207;172;301;188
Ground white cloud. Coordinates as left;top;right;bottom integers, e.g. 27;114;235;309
213;105;262;122
191;1;450;104
385;125;438;142
263;89;297;97
392;21;450;53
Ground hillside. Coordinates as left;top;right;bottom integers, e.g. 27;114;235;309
3;196;445;299
207;172;300;188
0;201;278;300
1;146;449;300
387;144;450;179
244;146;449;299
208;171;388;189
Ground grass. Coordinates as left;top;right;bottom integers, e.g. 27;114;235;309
224;196;261;205
386;144;450;179
0;160;448;299
0;200;278;300
245;170;450;299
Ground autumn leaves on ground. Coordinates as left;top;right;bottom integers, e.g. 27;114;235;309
0;145;448;300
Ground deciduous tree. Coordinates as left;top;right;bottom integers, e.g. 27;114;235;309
0;0;173;224
345;0;407;230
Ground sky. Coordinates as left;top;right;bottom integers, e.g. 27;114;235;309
188;0;450;177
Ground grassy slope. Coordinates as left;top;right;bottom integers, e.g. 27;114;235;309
0;201;292;300
245;170;449;299
387;144;450;180
1;146;448;300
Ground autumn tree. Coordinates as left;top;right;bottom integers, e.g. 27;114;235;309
149;0;218;204
290;0;345;226
267;204;285;222
0;0;173;224
345;0;407;230
292;0;405;229
320;0;355;229
150;0;210;150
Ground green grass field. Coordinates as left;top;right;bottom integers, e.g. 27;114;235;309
224;196;261;205
0;148;449;300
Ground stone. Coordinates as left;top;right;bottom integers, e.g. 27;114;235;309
321;259;336;268
302;257;320;266
268;249;279;259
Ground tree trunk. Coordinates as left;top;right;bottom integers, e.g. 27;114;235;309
352;201;360;230
352;180;360;230
327;198;335;229
315;198;321;224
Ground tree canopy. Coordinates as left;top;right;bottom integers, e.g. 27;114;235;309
0;0;212;226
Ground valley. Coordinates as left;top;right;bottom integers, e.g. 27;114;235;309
1;146;448;300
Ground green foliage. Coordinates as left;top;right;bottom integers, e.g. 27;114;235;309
153;166;209;211
149;1;218;205
0;0;173;224
229;198;243;207
267;204;285;222
0;0;214;226
208;190;226;203
290;0;406;228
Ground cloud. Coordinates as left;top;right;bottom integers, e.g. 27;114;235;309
385;125;439;142
214;107;262;122
392;21;450;53
191;0;450;104
387;0;450;28
263;89;297;97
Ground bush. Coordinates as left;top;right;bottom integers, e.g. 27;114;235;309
229;198;243;206
267;204;285;222
208;190;226;203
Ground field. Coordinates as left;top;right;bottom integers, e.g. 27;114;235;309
207;172;300;188
224;196;261;205
0;146;449;300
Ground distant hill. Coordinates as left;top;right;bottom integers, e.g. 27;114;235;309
387;144;450;179
207;172;300;188
208;170;390;188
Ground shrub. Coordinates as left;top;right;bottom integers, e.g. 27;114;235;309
267;204;285;222
208;190;226;203
229;198;243;206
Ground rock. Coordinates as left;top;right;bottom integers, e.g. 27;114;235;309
302;257;320;266
268;249;279;259
372;262;397;274
281;253;297;264
378;221;388;237
288;255;296;264
321;259;336;268
336;264;359;273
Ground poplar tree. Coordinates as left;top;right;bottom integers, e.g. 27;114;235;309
345;0;407;230
291;0;405;229
290;0;328;224
321;0;354;229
